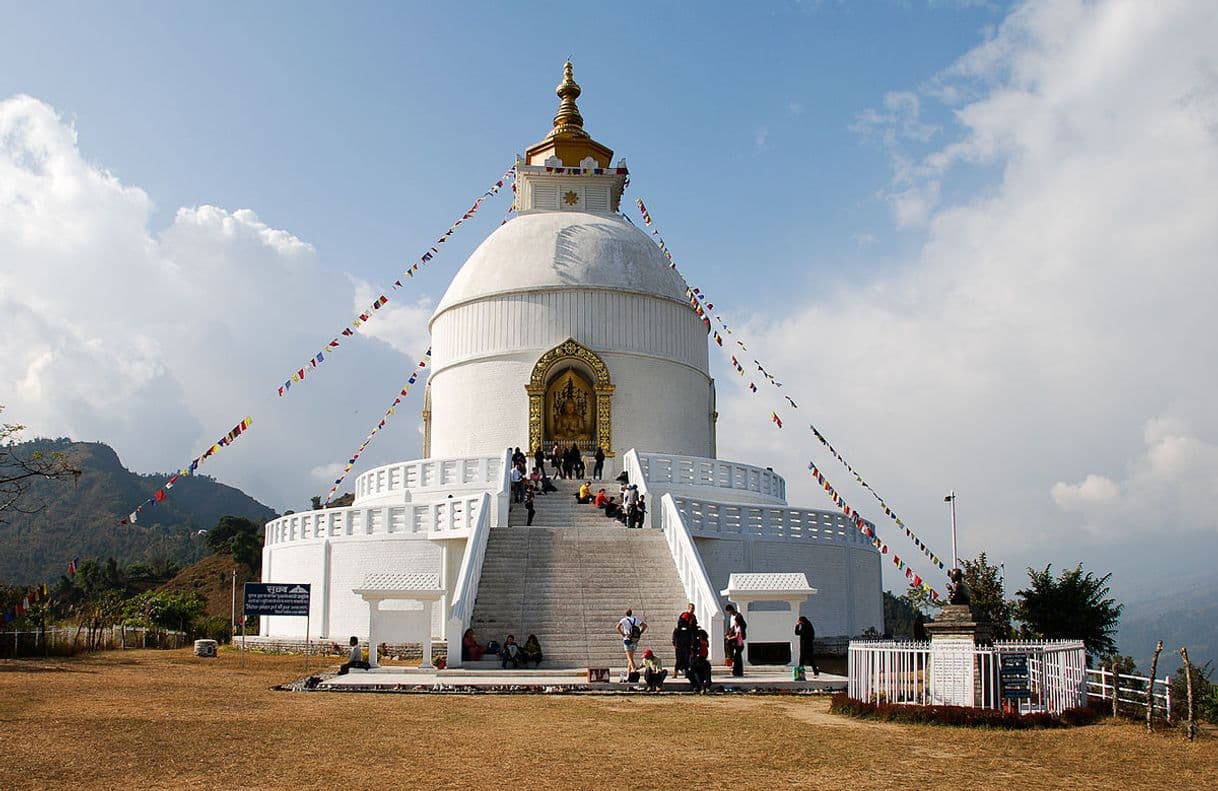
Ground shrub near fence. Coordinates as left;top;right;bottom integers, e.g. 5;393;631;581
1;626;189;658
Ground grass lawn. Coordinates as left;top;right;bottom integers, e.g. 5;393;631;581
1;649;1213;790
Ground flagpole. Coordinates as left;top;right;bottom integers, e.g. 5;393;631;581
948;489;958;570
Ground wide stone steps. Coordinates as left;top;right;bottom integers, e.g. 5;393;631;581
469;483;688;667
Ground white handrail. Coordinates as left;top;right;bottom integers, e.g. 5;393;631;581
493;447;512;527
622;449;653;529
445;491;493;667
659;493;724;663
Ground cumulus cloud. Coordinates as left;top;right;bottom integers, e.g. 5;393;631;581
1052;417;1218;536
716;0;1218;587
0;94;424;511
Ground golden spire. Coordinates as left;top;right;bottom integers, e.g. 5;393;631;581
549;61;587;139
526;61;613;167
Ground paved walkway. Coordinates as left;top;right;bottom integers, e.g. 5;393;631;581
312;665;845;694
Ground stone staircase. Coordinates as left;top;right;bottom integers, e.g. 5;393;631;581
468;481;689;668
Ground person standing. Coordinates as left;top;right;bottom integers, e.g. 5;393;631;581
593;445;606;480
795;616;820;676
533;445;545;473
672;603;698;677
724;604;746;677
510;464;524;503
550;443;562;479
616;608;647;675
525;486;536;526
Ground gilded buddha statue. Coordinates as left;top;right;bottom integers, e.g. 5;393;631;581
554;396;590;442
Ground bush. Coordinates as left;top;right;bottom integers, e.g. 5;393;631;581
828;692;1103;729
194;616;233;643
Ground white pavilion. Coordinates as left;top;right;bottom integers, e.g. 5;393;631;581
259;64;882;668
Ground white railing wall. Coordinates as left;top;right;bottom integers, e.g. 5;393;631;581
445;491;493;668
265;495;487;546
849;640;1089;714
674;497;876;548
1086;667;1173;720
493;447;512;528
659;494;724;663
353;454;505;504
633;451;786;504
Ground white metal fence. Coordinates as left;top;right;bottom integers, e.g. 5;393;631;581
1086;666;1173;720
849;639;1089;714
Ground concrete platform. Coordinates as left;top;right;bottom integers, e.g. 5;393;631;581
305;665;845;694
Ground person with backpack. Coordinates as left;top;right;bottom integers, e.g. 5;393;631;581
616;608;647;676
671;603;698;677
724;603;746;677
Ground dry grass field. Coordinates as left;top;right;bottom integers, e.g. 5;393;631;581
1;649;1213;790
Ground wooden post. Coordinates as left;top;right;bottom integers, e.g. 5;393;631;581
1111;661;1120;717
1180;647;1196;741
1146;641;1163;732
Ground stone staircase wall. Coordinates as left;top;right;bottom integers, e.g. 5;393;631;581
469;481;690;668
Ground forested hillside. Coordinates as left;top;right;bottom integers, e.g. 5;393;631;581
0;438;275;583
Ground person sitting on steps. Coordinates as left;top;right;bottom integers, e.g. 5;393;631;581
522;634;543;667
500;634;522;669
576;480;591;504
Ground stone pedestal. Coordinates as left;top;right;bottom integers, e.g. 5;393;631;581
926;605;982;707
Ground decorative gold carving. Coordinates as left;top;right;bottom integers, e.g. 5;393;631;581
563;190;579;206
527;338;614;455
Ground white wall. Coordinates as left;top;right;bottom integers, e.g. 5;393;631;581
693;536;883;638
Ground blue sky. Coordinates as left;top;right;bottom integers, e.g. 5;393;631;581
0;1;1003;298
4;1;1218;628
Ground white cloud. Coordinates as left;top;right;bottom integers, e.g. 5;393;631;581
0;94;422;511
1052;418;1218;537
717;0;1218;589
754;126;769;151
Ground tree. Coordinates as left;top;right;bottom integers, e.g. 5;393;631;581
205;515;264;571
0;406;81;524
900;582;941;617
1015;563;1123;661
960;552;1013;639
883;590;920;638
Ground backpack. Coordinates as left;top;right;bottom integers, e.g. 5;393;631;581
627;617;642;641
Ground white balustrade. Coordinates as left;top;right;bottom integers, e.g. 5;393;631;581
352;454;505;505
849;639;1089;714
659;494;724;663
264;495;487;546
631;451;786;504
445;492;493;668
673;497;873;546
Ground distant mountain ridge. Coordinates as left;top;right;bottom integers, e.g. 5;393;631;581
0;438;276;583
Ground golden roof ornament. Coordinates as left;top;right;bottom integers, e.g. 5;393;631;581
549;61;588;140
525;61;614;167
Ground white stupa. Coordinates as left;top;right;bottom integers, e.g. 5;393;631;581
259;64;882;668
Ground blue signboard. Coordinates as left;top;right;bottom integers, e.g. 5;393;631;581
1000;653;1031;699
243;583;311;616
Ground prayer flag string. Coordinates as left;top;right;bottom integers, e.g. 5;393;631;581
636;196;948;577
118;417;254;525
277;167;514;398
809;462;941;600
3;558;83;624
323;349;432;503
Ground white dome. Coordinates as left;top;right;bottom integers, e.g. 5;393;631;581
432;211;689;319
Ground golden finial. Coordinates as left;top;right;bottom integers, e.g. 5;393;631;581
549;61;587;139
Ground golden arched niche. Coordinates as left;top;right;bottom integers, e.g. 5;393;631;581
527;338;614;455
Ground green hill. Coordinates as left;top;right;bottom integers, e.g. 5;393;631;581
0;438;276;584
